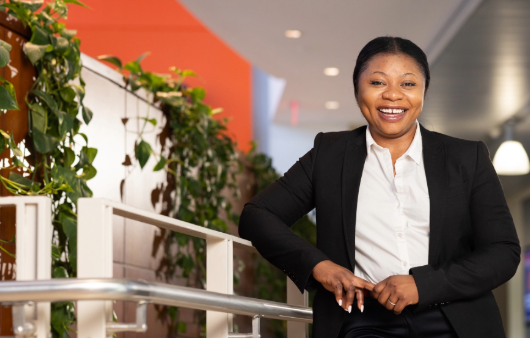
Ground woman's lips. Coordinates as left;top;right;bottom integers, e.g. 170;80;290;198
377;108;407;122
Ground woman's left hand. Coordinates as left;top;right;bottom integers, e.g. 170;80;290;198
372;275;419;315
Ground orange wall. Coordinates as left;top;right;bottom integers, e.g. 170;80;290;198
67;0;252;152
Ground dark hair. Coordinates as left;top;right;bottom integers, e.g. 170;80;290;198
352;36;430;98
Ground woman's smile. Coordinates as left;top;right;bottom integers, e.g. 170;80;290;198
376;106;409;122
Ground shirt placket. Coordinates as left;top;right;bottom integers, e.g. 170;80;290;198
393;158;411;274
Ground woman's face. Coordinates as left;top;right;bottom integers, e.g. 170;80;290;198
356;53;425;140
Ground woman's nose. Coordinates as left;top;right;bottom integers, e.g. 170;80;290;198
382;84;403;101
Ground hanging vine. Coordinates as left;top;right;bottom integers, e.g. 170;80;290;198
0;0;93;336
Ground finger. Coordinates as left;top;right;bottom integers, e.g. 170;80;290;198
333;281;343;307
376;285;392;309
386;297;398;311
345;283;356;313
364;281;375;292
355;288;364;312
393;299;407;315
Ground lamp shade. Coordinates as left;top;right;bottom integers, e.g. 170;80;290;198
492;140;530;175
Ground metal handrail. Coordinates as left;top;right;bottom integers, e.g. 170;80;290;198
0;278;312;323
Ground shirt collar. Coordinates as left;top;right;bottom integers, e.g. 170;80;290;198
365;120;422;165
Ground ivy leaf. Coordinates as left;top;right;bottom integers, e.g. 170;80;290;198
29;103;47;133
0;135;4;152
59;86;76;102
64;0;90;8
64;147;75;168
0;79;19;110
97;55;122;69
82;106;93;124
51;36;69;55
82;165;97;181
191;87;206;102
32;89;58;111
181;70;197;78
8;172;32;190
61;28;77;40
135;140;151;169
32;129;59;153
52;266;68;278
124;61;142;74
153;156;166;171
30;26;50;46
0;39;11;68
81;146;98;164
59;214;77;273
143;117;157;126
24;42;49;64
135;52;150;64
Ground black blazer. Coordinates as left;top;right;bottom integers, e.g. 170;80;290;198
239;124;521;338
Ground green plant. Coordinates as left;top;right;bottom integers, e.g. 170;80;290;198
0;38;19;110
98;53;240;336
0;1;93;337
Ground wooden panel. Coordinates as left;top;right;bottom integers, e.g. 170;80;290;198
0;20;35;335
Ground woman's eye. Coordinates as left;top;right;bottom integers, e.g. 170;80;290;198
403;82;416;87
371;80;384;85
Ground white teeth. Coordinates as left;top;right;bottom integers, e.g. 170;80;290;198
379;108;405;114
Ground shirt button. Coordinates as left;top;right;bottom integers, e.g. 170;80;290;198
397;233;403;238
402;262;407;267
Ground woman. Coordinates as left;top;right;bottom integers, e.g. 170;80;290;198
239;37;520;338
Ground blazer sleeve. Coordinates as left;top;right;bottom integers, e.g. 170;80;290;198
410;141;521;311
238;132;330;293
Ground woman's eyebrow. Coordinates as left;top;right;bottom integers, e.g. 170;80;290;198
402;72;417;78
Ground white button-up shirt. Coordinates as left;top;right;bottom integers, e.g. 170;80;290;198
354;121;430;284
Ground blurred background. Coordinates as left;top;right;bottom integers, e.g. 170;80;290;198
1;0;530;337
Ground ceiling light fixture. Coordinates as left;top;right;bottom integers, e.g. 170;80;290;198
492;119;530;175
324;67;339;76
285;30;302;38
325;101;339;110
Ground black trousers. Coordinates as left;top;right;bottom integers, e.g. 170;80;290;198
338;298;459;338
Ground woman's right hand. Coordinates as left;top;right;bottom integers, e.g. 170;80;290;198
312;260;375;313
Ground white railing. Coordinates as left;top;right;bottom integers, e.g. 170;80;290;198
1;196;309;337
0;196;51;338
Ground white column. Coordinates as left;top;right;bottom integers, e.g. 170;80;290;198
12;196;52;338
77;198;114;338
506;197;524;338
287;278;308;338
206;237;233;338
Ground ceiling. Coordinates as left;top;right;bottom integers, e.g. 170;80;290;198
178;0;481;128
179;0;530;195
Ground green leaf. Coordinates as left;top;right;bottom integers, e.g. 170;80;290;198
135;140;151;169
135;52;150;64
17;0;44;12
143;117;157;126
0;130;9;139
124;61;142;74
30;26;49;46
8;172;32;189
32;129;59;153
52;266;69;278
51;36;69;55
61;28;77;40
59;86;76;102
153;156;166;171
0;135;4;151
97;55;122;69
24;42;49;64
60;214;77;272
52;166;82;204
32;90;57;111
64;147;75;168
82;165;97;180
81;146;97;164
64;0;90;8
181;70;197;78
191;87;206;102
0;80;19;110
0;40;11;68
29;103;47;133
82;106;93;124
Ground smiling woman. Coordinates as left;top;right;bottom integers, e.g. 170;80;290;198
239;36;520;338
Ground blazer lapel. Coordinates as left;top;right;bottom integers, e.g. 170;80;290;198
420;124;446;265
341;127;367;270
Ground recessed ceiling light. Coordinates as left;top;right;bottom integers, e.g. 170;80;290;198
324;67;339;76
325;101;339;110
285;30;302;38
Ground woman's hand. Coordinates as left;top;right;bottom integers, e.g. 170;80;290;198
312;260;375;313
372;275;419;314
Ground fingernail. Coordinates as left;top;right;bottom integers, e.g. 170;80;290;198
338;299;342;306
361;305;364;313
348;305;352;313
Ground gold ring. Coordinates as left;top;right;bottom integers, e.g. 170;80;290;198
388;300;396;306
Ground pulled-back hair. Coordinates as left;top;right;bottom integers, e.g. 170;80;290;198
353;36;430;98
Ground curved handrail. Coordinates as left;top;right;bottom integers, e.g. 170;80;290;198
0;278;312;323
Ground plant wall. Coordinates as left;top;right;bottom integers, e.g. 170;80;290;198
0;1;94;336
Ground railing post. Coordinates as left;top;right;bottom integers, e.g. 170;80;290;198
77;198;114;338
206;237;233;338
12;197;52;338
287;278;309;338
